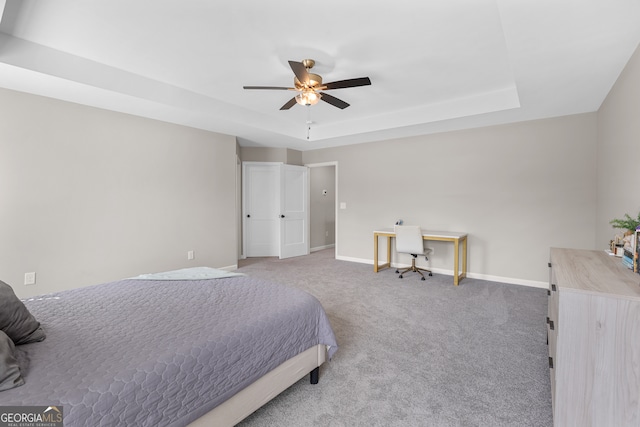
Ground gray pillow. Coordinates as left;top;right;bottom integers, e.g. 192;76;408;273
0;330;24;391
0;280;46;345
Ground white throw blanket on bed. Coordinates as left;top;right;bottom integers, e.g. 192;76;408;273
129;267;244;281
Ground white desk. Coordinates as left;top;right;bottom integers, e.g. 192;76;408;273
373;228;468;286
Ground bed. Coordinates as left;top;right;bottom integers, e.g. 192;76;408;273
0;267;338;426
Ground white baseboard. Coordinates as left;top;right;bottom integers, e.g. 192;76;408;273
335;255;547;289
219;264;239;272
463;272;547;288
311;244;335;253
336;255;372;264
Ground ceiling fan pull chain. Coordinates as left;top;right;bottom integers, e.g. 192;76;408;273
306;105;312;140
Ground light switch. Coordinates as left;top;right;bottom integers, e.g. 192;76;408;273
340;202;347;209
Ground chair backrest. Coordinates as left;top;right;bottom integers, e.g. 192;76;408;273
394;225;425;255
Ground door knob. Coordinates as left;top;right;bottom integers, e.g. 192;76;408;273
280;215;285;218
247;214;250;218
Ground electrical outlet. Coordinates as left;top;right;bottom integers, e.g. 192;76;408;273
24;272;36;286
187;251;195;260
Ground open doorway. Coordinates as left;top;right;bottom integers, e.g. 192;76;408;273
307;162;337;258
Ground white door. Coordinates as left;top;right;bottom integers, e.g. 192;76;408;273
279;164;309;259
243;163;280;257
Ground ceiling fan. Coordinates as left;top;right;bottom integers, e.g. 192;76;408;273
243;59;371;110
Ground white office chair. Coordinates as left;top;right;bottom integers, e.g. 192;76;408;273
394;225;433;281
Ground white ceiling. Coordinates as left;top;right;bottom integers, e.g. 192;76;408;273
0;0;638;151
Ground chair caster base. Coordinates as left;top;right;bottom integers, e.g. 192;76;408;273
421;277;426;281
398;275;403;279
429;273;433;276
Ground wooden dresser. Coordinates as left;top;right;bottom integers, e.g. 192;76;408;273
548;247;640;426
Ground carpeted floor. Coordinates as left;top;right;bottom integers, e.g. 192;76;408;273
236;249;553;427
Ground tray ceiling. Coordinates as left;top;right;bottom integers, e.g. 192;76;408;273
0;0;638;150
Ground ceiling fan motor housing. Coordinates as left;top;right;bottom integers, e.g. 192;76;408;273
294;73;322;90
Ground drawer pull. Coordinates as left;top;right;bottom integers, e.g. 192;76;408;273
549;320;555;330
551;284;557;292
549;356;554;369
547;289;551;296
546;316;550;324
548;262;552;268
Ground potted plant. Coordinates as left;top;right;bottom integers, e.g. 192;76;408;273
610;212;640;231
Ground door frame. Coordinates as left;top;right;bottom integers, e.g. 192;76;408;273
305;161;339;258
236;155;242;260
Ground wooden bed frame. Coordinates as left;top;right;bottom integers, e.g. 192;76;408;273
187;344;328;426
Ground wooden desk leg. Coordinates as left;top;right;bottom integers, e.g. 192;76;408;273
386;236;392;269
374;234;379;272
462;236;467;280
453;238;460;286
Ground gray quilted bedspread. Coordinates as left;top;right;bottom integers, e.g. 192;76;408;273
3;276;338;426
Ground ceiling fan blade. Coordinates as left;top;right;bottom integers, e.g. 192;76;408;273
243;86;294;90
280;97;298;110
319;92;350;109
288;61;310;85
322;77;371;90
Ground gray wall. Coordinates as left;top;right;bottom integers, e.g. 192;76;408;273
3;44;638;295
303;114;598;286
0;88;238;298
309;166;336;250
597;44;640;246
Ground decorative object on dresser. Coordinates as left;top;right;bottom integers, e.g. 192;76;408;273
636;227;640;273
609;211;640;232
609;211;640;271
547;248;640;426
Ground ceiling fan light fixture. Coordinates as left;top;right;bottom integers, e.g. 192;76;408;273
295;91;321;106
